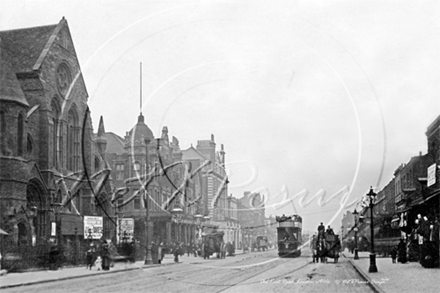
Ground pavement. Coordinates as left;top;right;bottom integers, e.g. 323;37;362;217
0;250;246;289
343;250;439;293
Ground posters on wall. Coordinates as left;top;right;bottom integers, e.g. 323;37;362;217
117;218;134;243
84;216;103;239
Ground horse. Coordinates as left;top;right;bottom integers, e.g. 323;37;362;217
316;237;330;263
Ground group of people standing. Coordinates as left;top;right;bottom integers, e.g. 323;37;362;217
85;240;112;271
389;239;408;264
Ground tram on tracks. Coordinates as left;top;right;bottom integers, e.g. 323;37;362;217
276;214;302;257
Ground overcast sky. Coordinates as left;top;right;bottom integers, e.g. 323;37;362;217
2;0;439;232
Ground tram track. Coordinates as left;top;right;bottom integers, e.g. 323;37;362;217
214;258;313;293
141;253;313;292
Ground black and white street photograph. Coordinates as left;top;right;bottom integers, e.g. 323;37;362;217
0;1;439;292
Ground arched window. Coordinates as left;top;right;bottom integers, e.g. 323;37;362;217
67;107;79;171
51;98;62;168
17;113;24;156
57;190;62;204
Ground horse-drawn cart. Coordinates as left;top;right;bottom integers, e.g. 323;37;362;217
313;233;341;263
201;231;224;259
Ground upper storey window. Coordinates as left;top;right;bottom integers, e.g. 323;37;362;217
67;108;79;171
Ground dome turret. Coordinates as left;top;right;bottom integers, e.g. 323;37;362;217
127;113;154;145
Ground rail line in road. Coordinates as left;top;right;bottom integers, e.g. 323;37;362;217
1;249;375;293
214;257;312;293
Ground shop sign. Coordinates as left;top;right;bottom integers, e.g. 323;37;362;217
84;216;103;239
427;163;436;187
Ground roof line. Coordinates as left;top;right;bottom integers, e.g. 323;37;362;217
32;18;66;71
0;23;57;34
184;145;208;160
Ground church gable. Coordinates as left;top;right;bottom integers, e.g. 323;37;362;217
37;18;89;105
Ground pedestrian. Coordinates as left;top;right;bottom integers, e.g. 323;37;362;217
397;239;407;263
391;246;397;263
85;243;95;270
186;242;191;257
158;242;164;264
101;240;110;270
173;243;181;263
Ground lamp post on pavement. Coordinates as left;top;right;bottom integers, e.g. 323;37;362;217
366;187;378;273
144;137;153;265
353;208;359;260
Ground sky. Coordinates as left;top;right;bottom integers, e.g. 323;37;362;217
1;0;439;232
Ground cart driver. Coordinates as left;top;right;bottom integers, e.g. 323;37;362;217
326;225;334;235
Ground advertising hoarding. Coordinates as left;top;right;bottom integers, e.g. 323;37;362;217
84;216;103;239
117;218;134;243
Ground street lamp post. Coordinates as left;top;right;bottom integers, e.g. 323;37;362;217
144;137;153;265
353;208;359;260
366;187;378;273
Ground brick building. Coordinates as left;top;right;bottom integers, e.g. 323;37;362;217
0;18;111;266
346;115;439;266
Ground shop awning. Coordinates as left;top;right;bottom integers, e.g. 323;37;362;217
0;228;8;235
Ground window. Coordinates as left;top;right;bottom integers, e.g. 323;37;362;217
134;197;141;210
117;199;123;212
67;108;79;171
56;190;62;204
17;113;24;156
116;163;124;180
51;98;61;168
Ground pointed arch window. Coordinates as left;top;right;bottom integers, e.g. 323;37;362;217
51;98;62;168
67;107;80;171
17;113;24;156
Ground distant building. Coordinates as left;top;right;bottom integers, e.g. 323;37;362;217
238;192;266;247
